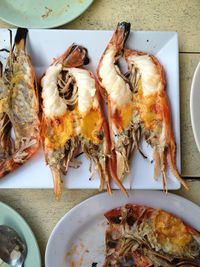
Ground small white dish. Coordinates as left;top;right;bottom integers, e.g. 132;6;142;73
45;190;200;267
190;62;200;152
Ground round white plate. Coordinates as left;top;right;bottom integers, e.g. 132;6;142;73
0;201;41;267
190;62;200;152
45;190;200;267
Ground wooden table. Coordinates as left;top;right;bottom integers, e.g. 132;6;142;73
0;1;200;266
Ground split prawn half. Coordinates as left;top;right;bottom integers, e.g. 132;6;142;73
124;49;188;190
40;45;127;199
97;21;188;190
97;22;137;181
0;28;40;177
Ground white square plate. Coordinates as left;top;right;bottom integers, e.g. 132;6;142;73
0;29;180;189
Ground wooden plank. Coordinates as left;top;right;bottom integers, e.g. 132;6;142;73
63;0;200;53
180;53;200;177
0;20;12;28
0;1;199;52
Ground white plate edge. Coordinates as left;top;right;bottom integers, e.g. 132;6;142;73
190;62;200;152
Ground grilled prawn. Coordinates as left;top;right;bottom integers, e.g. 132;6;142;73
41;45;126;199
97;22;135;181
104;204;200;267
124;50;188;190
0;28;40;177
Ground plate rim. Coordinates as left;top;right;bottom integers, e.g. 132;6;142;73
0;201;41;267
45;190;200;266
190;62;200;152
0;0;94;29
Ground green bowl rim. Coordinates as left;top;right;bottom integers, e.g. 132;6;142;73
0;0;94;28
0;201;41;267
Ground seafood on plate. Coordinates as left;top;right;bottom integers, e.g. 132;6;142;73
0;28;40;178
124;49;188;190
40;45;127;199
97;21;136;182
103;204;200;266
